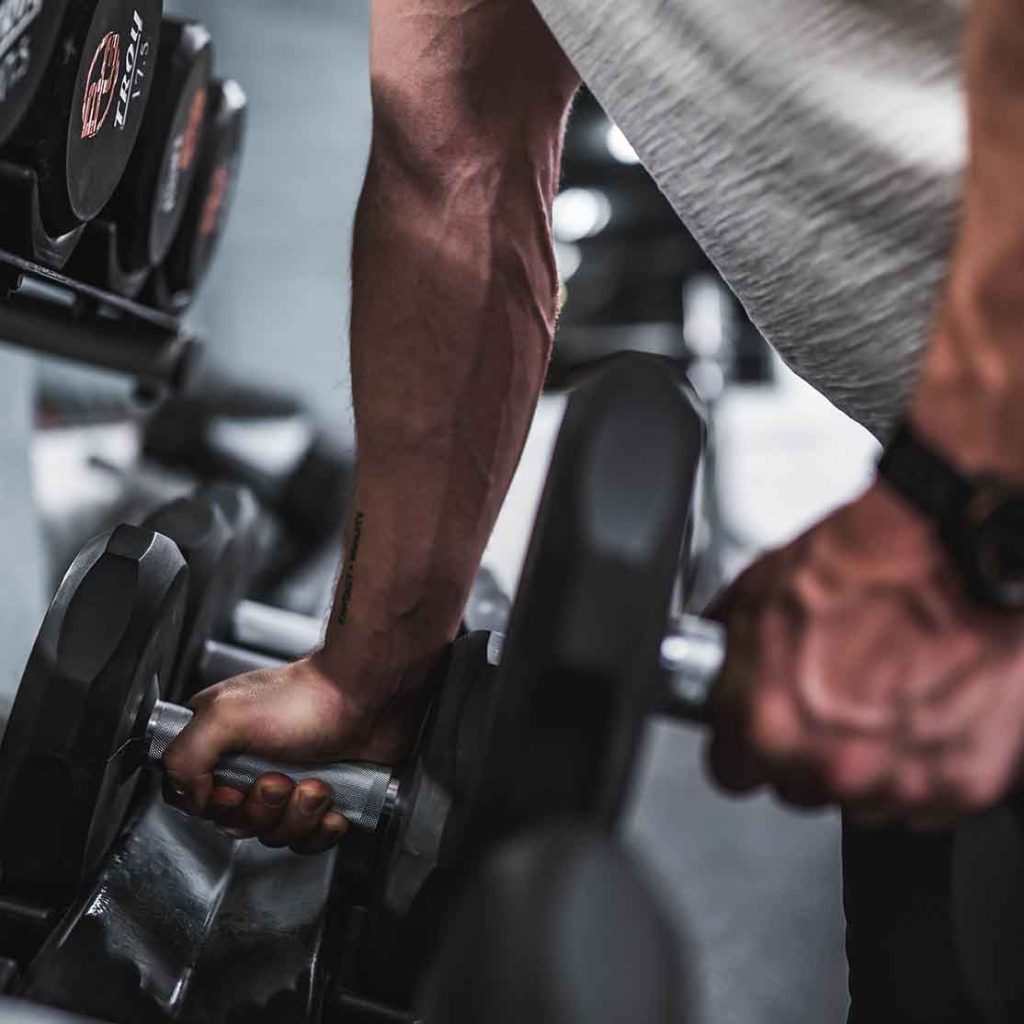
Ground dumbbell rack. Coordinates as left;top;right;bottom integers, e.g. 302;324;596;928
0;159;200;401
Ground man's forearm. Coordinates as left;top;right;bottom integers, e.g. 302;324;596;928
316;1;578;704
911;0;1024;475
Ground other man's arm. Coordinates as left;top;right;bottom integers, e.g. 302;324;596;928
709;0;1024;829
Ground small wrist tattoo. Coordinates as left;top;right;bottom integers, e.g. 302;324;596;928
337;511;365;627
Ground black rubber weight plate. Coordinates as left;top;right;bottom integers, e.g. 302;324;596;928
165;78;247;293
459;353;704;853
143;492;255;702
107;16;210;270
0;0;71;148
147;36;211;265
66;0;162;222
0;526;187;906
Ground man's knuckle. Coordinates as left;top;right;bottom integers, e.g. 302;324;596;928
203;689;235;718
162;747;189;780
748;696;796;762
827;760;871;801
892;772;932;809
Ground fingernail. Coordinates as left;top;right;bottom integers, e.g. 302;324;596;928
323;812;349;834
163;778;189;810
299;790;328;814
261;783;290;807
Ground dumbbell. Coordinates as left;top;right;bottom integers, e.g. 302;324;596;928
0;525;187;907
139;482;267;701
2;0;162;236
158;78;247;304
0;354;712;1002
0;0;70;148
0;518;498;908
103;17;212;272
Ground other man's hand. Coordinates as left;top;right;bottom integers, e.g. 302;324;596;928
708;481;1024;829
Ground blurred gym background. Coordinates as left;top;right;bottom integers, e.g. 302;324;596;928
25;3;885;1021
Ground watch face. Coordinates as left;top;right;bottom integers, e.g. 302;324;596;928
963;495;1024;609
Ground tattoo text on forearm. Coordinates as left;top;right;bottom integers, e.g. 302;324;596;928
337;511;365;627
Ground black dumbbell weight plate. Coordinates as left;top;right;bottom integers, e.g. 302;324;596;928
0;0;71;149
142;488;258;701
145;21;211;266
106;16;211;271
0;525;187;906
65;0;162;226
362;354;705;997
458;354;704;843
362;630;499;994
163;78;247;297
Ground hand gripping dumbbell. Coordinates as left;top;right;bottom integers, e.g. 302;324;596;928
143;699;399;832
0;484;560;907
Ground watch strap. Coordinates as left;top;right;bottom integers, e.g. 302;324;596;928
878;422;975;526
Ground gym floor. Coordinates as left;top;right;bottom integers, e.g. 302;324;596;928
148;5;879;1019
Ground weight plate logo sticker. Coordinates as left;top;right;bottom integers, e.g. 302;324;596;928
113;9;147;131
81;30;120;140
0;0;42;62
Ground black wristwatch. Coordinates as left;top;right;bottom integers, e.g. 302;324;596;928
878;422;1024;609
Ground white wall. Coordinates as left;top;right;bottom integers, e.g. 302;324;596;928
166;0;372;446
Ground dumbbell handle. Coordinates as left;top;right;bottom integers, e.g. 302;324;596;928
145;701;398;832
209;614;726;724
230;600;323;660
659;614;726;723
